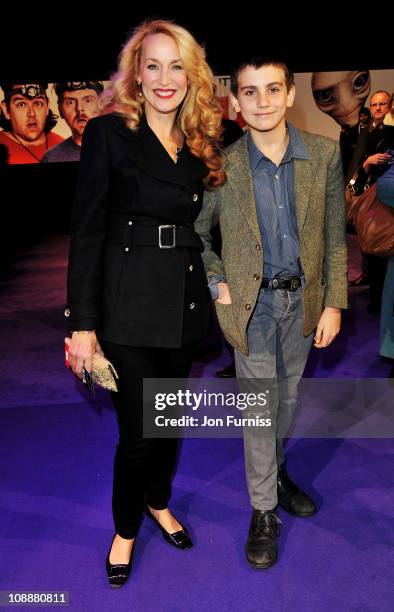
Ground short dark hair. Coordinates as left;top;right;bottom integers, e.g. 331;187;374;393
359;107;371;118
54;81;104;105
230;57;294;95
0;82;48;105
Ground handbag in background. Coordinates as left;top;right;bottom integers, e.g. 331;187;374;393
347;182;394;258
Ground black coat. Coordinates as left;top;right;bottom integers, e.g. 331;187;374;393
65;112;212;348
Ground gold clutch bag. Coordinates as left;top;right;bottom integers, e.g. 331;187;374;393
64;337;119;393
91;352;119;392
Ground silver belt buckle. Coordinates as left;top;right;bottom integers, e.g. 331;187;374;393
159;224;176;249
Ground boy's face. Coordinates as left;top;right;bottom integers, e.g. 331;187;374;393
231;65;295;134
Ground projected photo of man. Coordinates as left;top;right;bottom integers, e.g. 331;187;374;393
0;83;63;164
311;70;371;127
42;81;104;163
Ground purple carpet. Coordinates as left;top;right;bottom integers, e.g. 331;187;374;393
0;235;393;611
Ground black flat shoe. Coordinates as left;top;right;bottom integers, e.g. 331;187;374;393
105;535;133;588
146;508;193;549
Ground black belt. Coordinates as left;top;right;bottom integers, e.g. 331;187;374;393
261;277;302;291
107;220;204;251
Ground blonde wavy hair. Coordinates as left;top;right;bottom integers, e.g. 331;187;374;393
389;90;394;114
110;19;226;188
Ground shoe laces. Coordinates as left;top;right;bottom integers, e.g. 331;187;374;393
253;510;281;535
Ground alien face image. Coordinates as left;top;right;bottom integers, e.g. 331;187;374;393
311;70;371;127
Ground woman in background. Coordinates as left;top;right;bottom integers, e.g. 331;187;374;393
377;89;394;377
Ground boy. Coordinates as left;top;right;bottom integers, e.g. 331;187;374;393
195;58;348;568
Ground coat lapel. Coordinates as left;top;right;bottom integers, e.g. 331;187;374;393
111;112;208;186
293;157;315;233
293;130;321;233
226;129;319;241
225;135;261;243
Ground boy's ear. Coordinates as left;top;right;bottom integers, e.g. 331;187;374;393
230;92;241;114
286;84;296;108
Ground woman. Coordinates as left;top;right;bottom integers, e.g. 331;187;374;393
376;90;394;376
65;19;225;587
383;90;394;127
349;92;394;312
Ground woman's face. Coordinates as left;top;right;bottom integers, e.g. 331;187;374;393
311;70;371;127
137;33;188;117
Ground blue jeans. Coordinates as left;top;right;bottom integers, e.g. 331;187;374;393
235;287;313;511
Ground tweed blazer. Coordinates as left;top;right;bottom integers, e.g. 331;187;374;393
195;128;348;355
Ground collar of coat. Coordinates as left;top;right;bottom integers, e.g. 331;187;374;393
222;124;323;241
109;111;209;186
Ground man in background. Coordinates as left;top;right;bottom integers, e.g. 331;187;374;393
348;90;392;307
0;82;63;164
42;81;103;163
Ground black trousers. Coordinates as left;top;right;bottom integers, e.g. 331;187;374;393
365;254;388;308
99;338;196;539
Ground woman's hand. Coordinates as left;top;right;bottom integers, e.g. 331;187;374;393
216;282;232;305
363;152;392;172
66;332;103;379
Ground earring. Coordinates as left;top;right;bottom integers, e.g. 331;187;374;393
136;81;144;101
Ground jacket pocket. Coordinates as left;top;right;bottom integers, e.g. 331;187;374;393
215;301;244;350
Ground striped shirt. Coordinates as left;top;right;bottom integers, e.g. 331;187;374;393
247;122;309;279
